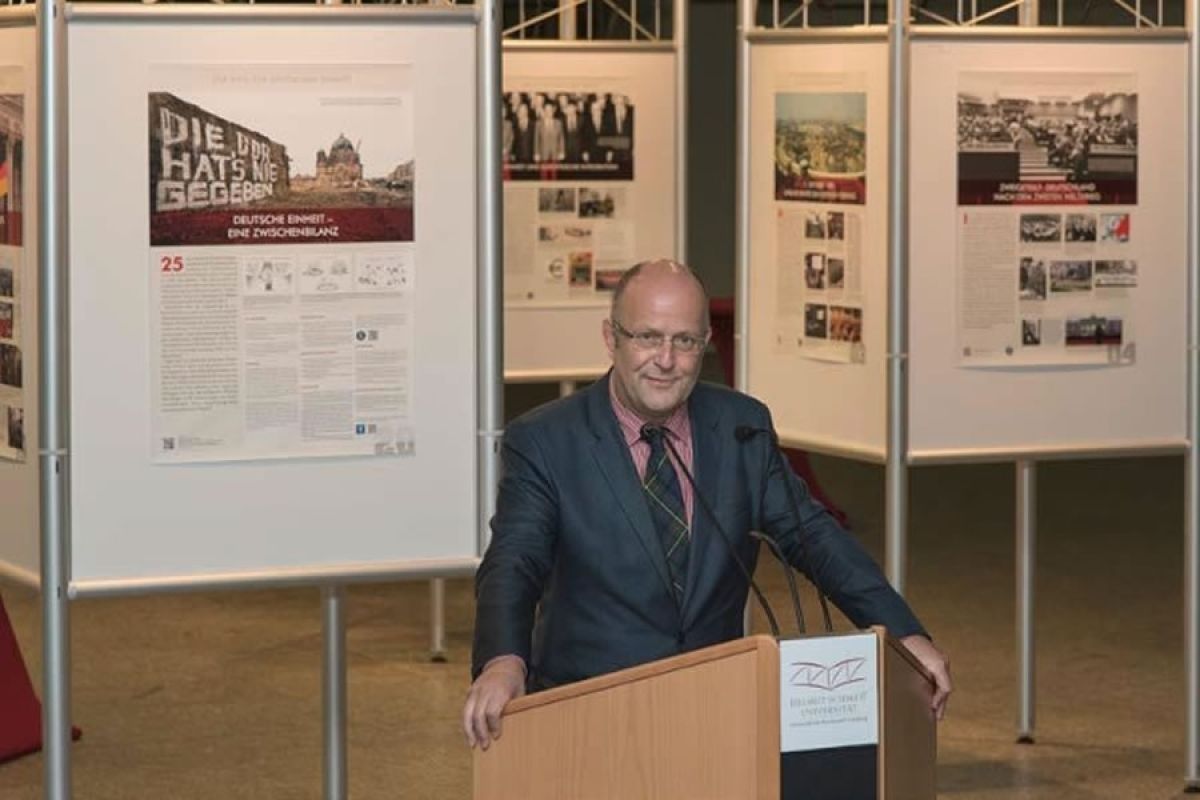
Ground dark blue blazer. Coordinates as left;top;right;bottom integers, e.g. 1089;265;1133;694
472;375;925;688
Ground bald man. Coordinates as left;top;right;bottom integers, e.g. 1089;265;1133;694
464;260;950;749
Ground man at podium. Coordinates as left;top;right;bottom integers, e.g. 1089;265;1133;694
464;260;950;749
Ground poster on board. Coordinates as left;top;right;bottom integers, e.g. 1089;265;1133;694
502;86;637;304
148;64;417;463
772;81;867;365
0;72;25;463
956;71;1139;366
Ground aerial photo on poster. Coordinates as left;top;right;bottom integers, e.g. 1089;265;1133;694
775;91;867;205
957;71;1137;206
149;64;414;246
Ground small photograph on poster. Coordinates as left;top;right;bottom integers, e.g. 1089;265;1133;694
579;187;624;219
0;264;12;298
1095;259;1137;288
0;300;12;339
1100;213;1131;243
1019;257;1047;300
539;187;576;214
2;404;23;458
804;211;826;239
828;257;846;290
356;254;409;292
1019;213;1061;243
299;254;353;295
0;342;20;388
775;92;867;205
804;304;828;338
596;269;623;291
568;251;593;288
829;305;862;343
1022;319;1041;346
149;64;414;247
243;257;295;296
502;91;633;181
1065;314;1122;346
826;211;845;241
957;71;1137;206
804;253;826;290
1064;214;1097;243
0;91;24;247
1049;260;1092;293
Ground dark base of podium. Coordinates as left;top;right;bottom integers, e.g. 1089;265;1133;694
782;745;878;799
0;594;82;764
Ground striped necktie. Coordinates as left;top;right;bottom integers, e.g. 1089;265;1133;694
641;425;690;601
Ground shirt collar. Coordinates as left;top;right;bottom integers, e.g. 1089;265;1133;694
608;375;691;448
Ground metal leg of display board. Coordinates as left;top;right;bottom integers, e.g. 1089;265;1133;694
558;379;577;398
1016;460;1036;744
322;585;348;800
40;0;73;794
884;0;911;594
1186;0;1200;786
429;578;448;662
1185;0;1200;786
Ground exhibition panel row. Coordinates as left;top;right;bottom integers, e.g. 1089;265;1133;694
0;6;493;593
744;30;1188;463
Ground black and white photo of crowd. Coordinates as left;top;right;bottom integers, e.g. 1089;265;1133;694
1094;259;1138;288
502;91;634;181
1064;214;1097;242
1020;213;1062;243
1050;260;1093;293
957;75;1137;204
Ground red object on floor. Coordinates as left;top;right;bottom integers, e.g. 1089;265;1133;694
708;297;850;529
0;594;81;765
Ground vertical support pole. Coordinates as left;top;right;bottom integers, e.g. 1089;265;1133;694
734;0;752;394
885;0;910;593
429;579;447;662
38;0;72;793
558;379;576;398
1184;0;1200;787
561;0;577;39
322;586;347;800
1016;460;1036;744
736;0;754;636
479;0;504;562
674;0;688;262
1019;0;1037;26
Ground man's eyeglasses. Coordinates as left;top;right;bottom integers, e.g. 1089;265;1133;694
610;319;709;354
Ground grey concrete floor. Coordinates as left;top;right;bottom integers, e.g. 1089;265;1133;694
0;453;1193;799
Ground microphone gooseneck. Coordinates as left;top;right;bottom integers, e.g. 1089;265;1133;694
748;531;806;635
734;424;834;633
642;424;781;639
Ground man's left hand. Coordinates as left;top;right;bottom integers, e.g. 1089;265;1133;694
899;634;952;720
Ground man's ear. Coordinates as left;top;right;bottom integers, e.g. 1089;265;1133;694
602;318;617;358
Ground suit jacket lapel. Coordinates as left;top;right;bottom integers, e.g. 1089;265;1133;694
585;376;677;605
681;387;724;625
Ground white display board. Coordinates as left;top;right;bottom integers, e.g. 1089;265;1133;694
908;37;1188;460
0;15;39;588
65;12;482;592
502;46;678;380
745;38;890;461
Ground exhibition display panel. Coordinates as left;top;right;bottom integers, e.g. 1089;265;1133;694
0;10;38;588
745;34;891;461
908;33;1188;461
502;41;683;381
62;9;486;593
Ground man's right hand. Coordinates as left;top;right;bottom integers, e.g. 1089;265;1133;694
462;656;526;750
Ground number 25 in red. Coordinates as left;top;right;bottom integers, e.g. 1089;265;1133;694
160;256;184;273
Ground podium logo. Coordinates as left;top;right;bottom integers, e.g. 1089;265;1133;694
787;657;867;692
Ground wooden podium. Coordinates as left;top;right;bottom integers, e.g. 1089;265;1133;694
474;629;935;800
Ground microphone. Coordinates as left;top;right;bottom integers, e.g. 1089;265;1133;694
734;424;834;633
642;424;781;639
748;531;806;635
